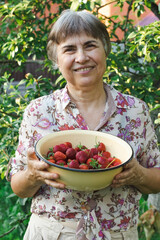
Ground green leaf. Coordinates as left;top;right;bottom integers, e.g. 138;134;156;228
70;0;80;11
16;18;23;26
128;32;137;39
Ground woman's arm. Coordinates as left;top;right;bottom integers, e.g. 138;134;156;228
111;158;160;194
11;148;65;198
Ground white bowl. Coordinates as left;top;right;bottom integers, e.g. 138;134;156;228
35;130;133;191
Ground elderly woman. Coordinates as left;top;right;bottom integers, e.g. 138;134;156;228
10;10;160;240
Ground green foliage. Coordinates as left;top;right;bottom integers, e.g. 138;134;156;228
0;0;160;239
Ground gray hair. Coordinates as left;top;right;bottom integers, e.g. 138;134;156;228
47;10;111;67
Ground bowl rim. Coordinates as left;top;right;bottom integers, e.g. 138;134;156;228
35;130;134;172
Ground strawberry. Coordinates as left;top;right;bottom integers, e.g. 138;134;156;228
113;158;122;166
53;145;63;153
47;149;53;157
96;142;106;152
92;154;99;160
66;148;76;159
97;156;108;168
48;159;56;164
47;155;54;160
76;150;89;163
79;164;89;170
64;164;69;168
102;151;111;159
89;148;98;158
86;158;100;169
59;143;68;153
54;151;66;161
56;160;66;166
68;160;79;169
110;158;122;167
75;144;87;152
64;142;72;148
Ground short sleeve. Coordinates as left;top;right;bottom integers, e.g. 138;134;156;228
10;102;42;176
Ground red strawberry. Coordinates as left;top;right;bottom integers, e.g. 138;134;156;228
64;164;69;168
56;160;66;166
97;156;108;168
59;143;68;153
109;158;122;167
47;149;54;158
48;159;56;164
76;150;89;163
66;148;76;159
75;144;87;152
96;142;106;152
92;154;99;160
89;148;98;158
54;151;66;161
53;145;63;153
79;164;89;170
86;158;100;169
113;158;122;166
68;160;79;169
47;155;54;160
64;142;72;148
102;151;111;159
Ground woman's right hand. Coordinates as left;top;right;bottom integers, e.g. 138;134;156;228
26;147;65;189
11;147;65;198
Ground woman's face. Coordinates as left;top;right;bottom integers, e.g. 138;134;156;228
56;33;106;89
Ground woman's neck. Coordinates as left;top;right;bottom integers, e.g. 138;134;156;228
66;83;107;130
67;82;106;108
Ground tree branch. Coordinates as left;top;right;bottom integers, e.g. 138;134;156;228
0;227;16;238
150;2;160;19
97;0;117;11
123;0;134;32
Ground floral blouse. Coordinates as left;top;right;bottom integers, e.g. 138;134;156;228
10;83;160;239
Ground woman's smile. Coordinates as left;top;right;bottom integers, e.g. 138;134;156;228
73;65;95;73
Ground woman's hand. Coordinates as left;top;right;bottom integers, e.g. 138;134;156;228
11;147;65;198
111;158;160;194
111;158;144;189
26;147;65;189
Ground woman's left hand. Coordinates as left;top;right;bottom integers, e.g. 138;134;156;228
111;158;144;188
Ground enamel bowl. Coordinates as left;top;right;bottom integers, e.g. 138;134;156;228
35;130;133;191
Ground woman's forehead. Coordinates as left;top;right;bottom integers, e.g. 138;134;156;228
59;33;98;44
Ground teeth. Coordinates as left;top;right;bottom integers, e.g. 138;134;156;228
75;67;91;72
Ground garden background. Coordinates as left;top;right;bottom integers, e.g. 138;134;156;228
0;0;160;239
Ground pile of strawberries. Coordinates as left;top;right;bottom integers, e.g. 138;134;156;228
45;141;122;170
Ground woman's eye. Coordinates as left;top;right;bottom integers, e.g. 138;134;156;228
86;44;96;49
64;48;75;53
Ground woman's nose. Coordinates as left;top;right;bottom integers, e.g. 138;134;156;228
75;49;89;63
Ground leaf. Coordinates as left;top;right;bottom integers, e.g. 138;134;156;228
70;0;80;11
55;74;66;85
16;18;23;26
155;118;160;124
128;32;137;39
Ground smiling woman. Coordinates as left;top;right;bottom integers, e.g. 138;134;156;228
47;9;111;66
9;9;160;240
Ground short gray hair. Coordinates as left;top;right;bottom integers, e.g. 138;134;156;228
47;10;111;66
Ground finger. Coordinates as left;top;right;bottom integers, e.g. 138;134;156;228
27;147;39;160
44;179;65;189
27;148;50;170
38;170;60;181
124;158;137;169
